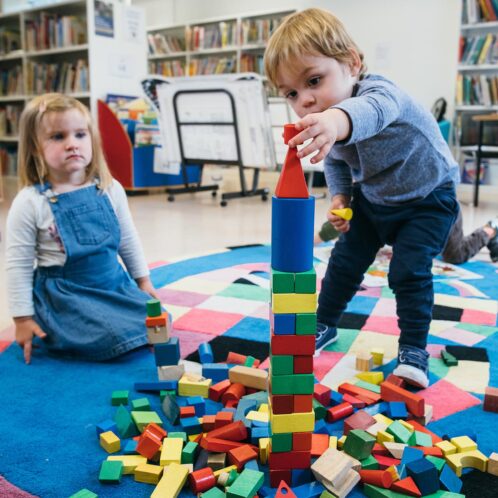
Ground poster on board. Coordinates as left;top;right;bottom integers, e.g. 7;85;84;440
94;0;114;38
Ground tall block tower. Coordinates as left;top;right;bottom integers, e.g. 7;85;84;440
268;124;316;487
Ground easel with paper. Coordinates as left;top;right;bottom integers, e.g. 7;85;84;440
142;73;275;206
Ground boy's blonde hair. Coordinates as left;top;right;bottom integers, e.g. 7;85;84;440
264;8;367;88
18;93;113;189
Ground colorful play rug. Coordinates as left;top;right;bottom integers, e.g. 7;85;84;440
1;244;498;497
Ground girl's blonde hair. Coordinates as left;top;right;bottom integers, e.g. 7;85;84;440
264;8;367;88
18;93;113;189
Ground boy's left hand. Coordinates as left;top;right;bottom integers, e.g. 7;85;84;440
289;109;350;163
136;276;159;299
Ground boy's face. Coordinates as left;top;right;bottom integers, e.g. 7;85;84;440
276;54;358;118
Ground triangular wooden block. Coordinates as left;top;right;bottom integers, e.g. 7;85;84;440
383;442;407;460
390;476;421;497
275;480;298;498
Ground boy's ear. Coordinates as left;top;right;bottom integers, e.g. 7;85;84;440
349;50;362;77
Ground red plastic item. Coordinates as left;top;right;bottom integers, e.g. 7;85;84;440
390;477;422;497
189;467;216;494
313;384;332;406
358;469;394;488
275;480;297;498
326;402;354;422
221;382;246;405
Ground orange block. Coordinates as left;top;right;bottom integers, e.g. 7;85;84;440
228;444;258;471
145;312;168;327
380;382;424;417
202;415;216;432
214;411;234;428
207;421;248;441
358;469;393;488
293;394;313;413
390;477;421;497
180;406;196;418
310;434;329;457
209;379;231;402
200;437;246;452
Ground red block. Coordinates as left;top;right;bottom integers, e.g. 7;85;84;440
221;382;246;405
271;395;294;414
292;432;312;451
207;421;247;441
294;355;313;374
390;477;421;497
180;406;196;418
275;480;298;498
374;455;401;470
214;411;234;428
228;444;259;471
358;469;393;488
313;384;331;406
380;381;425;417
144;423;167;441
271;334;316;356
326;402;354;422
408;420;443;443
311;433;329;457
202;415;216;432
270;470;291;488
342;393;366;408
226;352;247;365
189;467;216;494
338;383;381;404
200;437;246;452
416;446;443;457
371;443;390;456
343;410;376;435
293;394;313;413
209;379;231;402
269;450;311;470
386;374;406;388
136;430;162;459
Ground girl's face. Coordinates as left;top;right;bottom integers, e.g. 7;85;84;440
39;109;93;184
276;53;359;118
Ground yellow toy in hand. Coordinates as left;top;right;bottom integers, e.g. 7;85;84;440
330;208;353;221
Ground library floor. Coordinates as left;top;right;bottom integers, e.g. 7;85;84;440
0;168;497;337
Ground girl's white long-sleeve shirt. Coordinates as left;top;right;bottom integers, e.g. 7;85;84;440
6;179;150;318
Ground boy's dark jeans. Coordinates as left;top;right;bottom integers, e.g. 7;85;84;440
317;184;459;350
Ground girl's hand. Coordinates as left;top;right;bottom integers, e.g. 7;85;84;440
136;276;159;299
14;317;47;364
327;195;351;233
288;109;350;164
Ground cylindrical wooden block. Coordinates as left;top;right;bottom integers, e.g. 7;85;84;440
326;402;354;422
189;467;216;494
358;469;394;488
221;382;246;405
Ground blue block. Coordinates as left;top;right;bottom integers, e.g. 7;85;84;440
406;458;439;496
186;396;206;417
250;426;269;445
123;439;138;454
292;481;325;498
330;391;344;405
134;380;178;392
96;419;117;436
175;397;188;407
202;363;229;383
363;401;388;415
292;468;313;486
388;401;408;419
235;399;258;422
271;196;315;273
401;446;424;466
198;342;214;363
154;337;180;366
244;459;259;471
397;464;407;479
273;313;296;335
180;416;202;435
314;419;329;435
440;464;463;493
242;391;268;407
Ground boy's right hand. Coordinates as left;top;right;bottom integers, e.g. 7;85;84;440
327;195;351;233
14;317;47;364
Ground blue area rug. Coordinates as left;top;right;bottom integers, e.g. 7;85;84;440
0;245;497;497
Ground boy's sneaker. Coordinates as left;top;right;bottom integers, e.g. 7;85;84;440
392;344;430;389
314;322;338;356
487;217;498;262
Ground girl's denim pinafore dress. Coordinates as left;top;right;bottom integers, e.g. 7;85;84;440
32;182;149;360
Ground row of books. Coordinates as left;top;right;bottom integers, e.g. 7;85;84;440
240;53;264;74
459;34;498;64
25;13;87;51
0;27;21;55
456;73;498;105
187;56;236;76
0;105;21;137
25;59;89;94
0;66;23;96
239;17;285;45
186;22;238;51
147;33;185;55
463;0;498;23
0;146;18;176
149;60;185;77
454;113;498;145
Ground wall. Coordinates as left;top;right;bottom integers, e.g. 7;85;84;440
134;0;461;116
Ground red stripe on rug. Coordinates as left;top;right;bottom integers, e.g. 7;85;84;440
0;476;38;497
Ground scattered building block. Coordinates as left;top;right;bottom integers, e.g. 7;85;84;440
131;410;163;432
358;469;393;488
111;390;129;406
326;402;354;422
390;477;421;497
107;455;147;474
356;372;384;385
380;382;424;417
199;342;214;363
160;437;183;465
450;435;477;453
343;410;376;435
406;458;439;495
483;386;498;412
178;374;212;398
371;349;384;366
151;462;189;498
135;463;163;484
68;490;98;498
441;349;458;366
488;452;498;476
343;429;376;460
440;463;463;493
229;444;259;471
100;430;120;453
99;460;123;484
158;363;185;381
383;442;407;460
356;353;374;372
313;384;332;406
445;449;488;476
226;468;264;498
189;467;216;494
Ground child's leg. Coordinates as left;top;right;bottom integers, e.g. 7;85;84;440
317;197;383;327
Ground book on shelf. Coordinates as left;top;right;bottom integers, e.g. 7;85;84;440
188;21;237;51
463;0;498;23
240;53;264;75
26;59;89;94
0;65;23;96
0;105;21;136
460;34;498;64
456;73;498;105
240;17;285;45
188;56;236;76
147;32;184;55
0;146;18;175
149;60;185;77
0;27;21;55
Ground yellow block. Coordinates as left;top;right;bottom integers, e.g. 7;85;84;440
151;462;189;498
377;430;395;444
436;440;457;456
107;455;147;474
329;436;338;449
213;465;238;477
270;410;314;434
259;437;270;464
371;348;384;366
100;431;120;453
178;375;211;398
188;434;200;442
355;371;384;385
160;437;183;465
272;293;317;314
135;463;163;484
258;403;269;413
330;207;353;221
445;450;488;477
247;410;269;423
337;435;347;449
450;435;478;453
399;420;415;433
373;413;393;426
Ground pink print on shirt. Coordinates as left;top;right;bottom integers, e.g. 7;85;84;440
48;224;65;253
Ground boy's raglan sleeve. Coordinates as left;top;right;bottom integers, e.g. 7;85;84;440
6;191;38;317
109;180;150;279
333;80;402;144
324;155;353;198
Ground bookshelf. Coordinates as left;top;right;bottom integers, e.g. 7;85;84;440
147;9;294;87
0;0;147;178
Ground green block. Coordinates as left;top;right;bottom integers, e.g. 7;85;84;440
168;431;188;442
409;430;432;447
226;469;238;486
270;373;314;395
386;420;412;444
441;350;458;366
111;390;129;406
131;410;163;432
426;455;446;473
244;356;256;367
343;429;376;460
146;298;162;317
354;380;381;394
270;355;294;375
114;405;139;438
319;492;335;498
69;490;98;498
294;269;316;294
160;389;176;402
219;283;269;302
295;313;317;335
131;397;151;411
202;487;226;498
360;454;379;469
181;441;198;464
226;469;264;498
364;484;410;498
99;460;123;483
313;398;327;420
424;492;465;498
271;269;294;293
271;433;292;452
